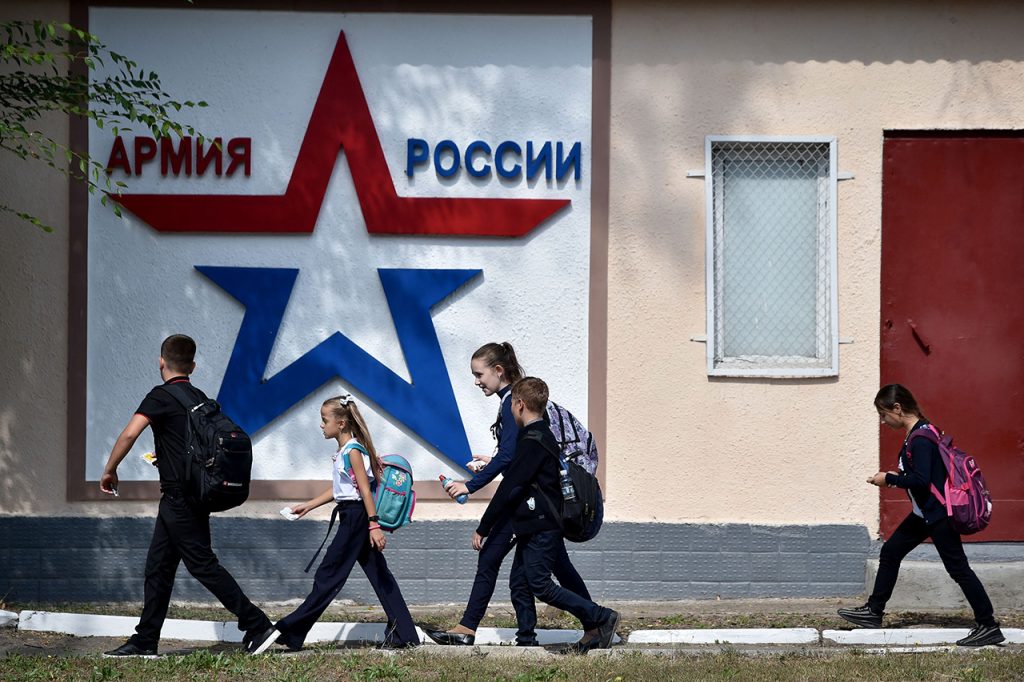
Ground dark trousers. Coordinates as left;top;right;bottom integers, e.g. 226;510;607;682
276;501;419;648
132;491;270;648
868;513;996;626
509;530;609;644
459;517;595;631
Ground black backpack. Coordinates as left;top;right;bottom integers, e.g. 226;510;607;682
524;431;603;543
159;384;253;513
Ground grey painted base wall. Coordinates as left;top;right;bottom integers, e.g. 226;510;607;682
0;518;871;603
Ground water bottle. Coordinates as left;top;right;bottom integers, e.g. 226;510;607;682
559;468;577;503
439;475;468;504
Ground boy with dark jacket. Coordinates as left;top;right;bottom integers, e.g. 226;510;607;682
99;335;276;657
473;377;618;651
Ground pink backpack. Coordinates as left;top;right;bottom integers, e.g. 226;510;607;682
910;425;993;535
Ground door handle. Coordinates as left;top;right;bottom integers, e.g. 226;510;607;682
906;319;931;355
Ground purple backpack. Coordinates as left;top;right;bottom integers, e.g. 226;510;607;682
910;425;993;535
545;401;599;476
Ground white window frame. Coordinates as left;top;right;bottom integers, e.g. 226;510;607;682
704;135;839;378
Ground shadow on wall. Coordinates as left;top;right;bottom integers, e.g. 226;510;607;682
613;0;1024;291
648;0;1024;66
0;405;37;515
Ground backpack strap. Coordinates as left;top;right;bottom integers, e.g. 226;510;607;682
339;442;368;478
906;424;948;506
523;430;564;465
522;431;566;530
304;503;342;573
557;402;581;447
341;442;375;496
156;383;204;487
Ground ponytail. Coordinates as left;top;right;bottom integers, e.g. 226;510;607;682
472;341;524;384
323;396;383;479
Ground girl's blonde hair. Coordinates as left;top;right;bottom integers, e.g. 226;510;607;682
323;395;383;479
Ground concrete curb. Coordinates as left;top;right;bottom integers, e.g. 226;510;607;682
15;611;1024;649
19;612;225;641
16;611;589;646
823;628;1024;645
628;628;819;645
0;610;18;628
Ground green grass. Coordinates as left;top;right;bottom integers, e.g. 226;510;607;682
2;649;1024;682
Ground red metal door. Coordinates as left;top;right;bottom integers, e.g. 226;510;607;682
880;132;1024;541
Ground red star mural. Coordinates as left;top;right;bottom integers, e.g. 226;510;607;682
113;31;570;237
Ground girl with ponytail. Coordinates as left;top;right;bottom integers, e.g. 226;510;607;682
252;395;419;653
425;342;597;647
837;384;1003;647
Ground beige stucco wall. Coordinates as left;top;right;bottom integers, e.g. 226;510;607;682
4;1;1024;530
605;0;1024;528
0;0;73;515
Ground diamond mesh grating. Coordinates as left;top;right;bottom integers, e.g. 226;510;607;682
710;141;834;373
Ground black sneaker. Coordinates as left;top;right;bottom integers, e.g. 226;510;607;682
246;627;281;654
103;641;158;658
596;609;620;649
956;623;1005;647
837;604;883;628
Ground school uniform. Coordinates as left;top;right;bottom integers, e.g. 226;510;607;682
275;439;419;649
458;387;594;633
130;377;271;649
870;419;996;625
477;419;612;645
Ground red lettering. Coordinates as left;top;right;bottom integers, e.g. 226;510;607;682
105;135;250;178
225;138;251;177
196;137;223;176
134;137;157;176
160;136;192;176
105;136;132;175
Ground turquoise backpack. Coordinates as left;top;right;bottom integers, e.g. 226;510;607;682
342;444;416;531
305;446;416;572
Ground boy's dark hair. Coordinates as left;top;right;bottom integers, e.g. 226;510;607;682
511;376;548;413
161;334;196;373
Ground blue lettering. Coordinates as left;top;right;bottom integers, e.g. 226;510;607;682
556;141;582;182
465;140;492;178
405;138;429;177
526;141;552;182
405;139;582;182
495;141;522;179
433;139;460;178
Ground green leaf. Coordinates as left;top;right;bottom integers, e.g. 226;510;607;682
1;18;212;230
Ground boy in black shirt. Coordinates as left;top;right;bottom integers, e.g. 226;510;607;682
473;377;619;652
99;335;275;657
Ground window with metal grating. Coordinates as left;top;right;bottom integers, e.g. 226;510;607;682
705;137;839;377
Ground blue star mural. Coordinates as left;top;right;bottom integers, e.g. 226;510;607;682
196;265;481;472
